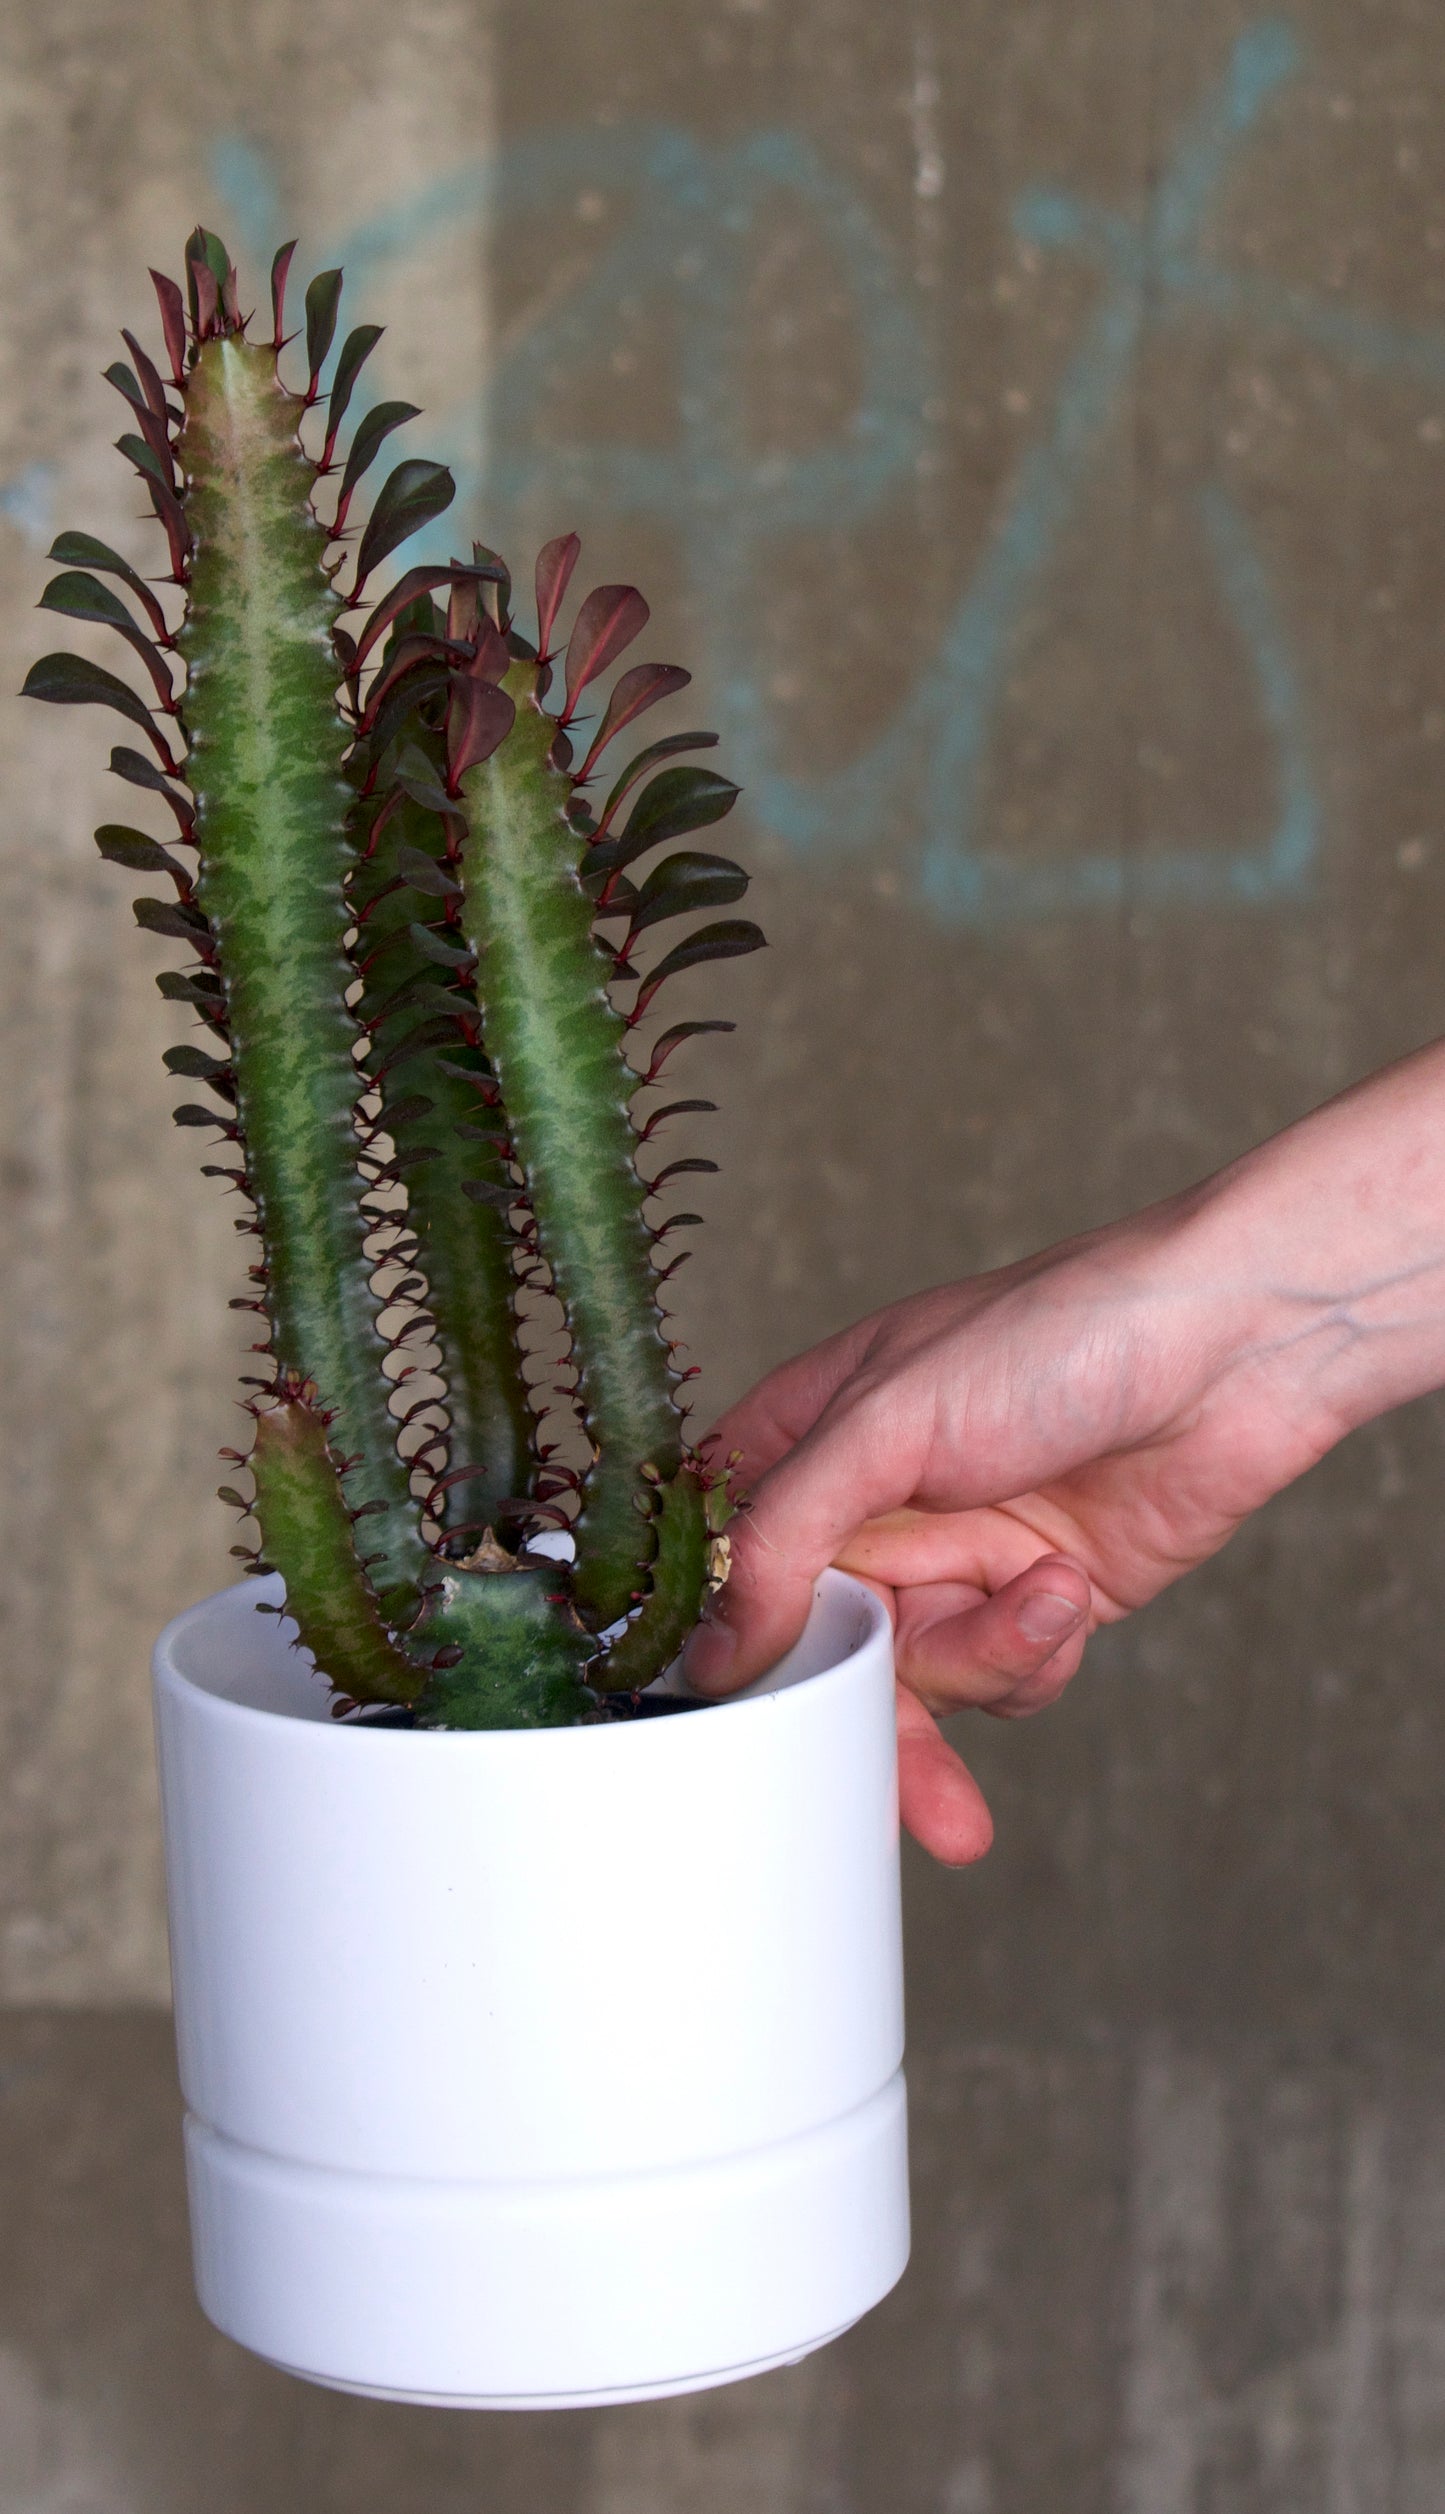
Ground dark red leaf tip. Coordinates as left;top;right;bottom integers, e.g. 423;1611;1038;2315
304;267;344;402
349;458;455;603
120;330;171;425
319;322;384;468
534;533;580;659
348;561;499;674
446;675;516;790
561;584;649;725
149;270;187;385
577;662;690;782
270;241;297;355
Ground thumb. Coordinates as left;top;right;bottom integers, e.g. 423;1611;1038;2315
683;1390;923;1693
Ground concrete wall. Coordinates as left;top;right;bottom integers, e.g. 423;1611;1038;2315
4;0;1445;2502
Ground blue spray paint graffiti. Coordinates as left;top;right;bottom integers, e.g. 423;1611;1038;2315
0;462;56;546
201;23;1445;922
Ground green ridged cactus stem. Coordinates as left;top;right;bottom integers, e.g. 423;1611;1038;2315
24;230;760;1727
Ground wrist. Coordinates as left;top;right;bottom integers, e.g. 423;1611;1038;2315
1167;1049;1445;1452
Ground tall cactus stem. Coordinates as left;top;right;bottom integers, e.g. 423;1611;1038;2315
453;658;687;1630
176;325;430;1610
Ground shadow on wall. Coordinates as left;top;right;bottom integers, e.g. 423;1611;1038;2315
13;20;1437;926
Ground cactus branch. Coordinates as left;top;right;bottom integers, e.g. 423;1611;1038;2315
347;723;536;1538
175;315;434;1612
249;1389;424;1706
449;647;690;1627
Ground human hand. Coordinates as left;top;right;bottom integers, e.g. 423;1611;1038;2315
682;1196;1341;1864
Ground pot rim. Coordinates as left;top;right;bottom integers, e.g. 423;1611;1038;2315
153;1566;891;1750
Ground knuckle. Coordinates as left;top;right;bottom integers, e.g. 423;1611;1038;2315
987;1643;1085;1721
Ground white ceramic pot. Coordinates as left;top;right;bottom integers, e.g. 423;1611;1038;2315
152;1567;908;2407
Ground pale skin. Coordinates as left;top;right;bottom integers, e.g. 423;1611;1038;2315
681;1039;1445;1863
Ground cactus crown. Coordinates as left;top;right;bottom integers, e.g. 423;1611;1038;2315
24;231;761;1727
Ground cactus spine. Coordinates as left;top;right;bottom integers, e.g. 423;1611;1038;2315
24;232;760;1727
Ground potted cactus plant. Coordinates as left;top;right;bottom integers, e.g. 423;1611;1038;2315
23;229;907;2408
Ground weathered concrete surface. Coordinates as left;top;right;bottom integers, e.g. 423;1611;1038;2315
6;0;1445;2501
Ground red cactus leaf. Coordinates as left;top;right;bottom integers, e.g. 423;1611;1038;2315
363;662;452;762
394;844;461;899
120;330;171;424
464;615;510;685
630;919;765;1019
171;1102;234;1131
320;323;384;468
117;429;171;491
330;404;420;534
357;632;450;733
104;371;175;480
133;893;213;943
446;674;515;789
390;744;454;817
270;241;297;352
447;576;480;643
592;765;740;881
349;561;502;673
644;1158;719;1193
650;1212;704;1239
304;267;344;400
534;532;580;657
408;920;475;974
48;532;170;640
471;541;512;629
103;357;155;420
576;662;690;781
594;730;720;835
164;1043;234;1090
184;227;231;339
638;1019;736;1084
190;255;219;339
561;583;649;722
145;473;193;580
350;459;455;599
94;823;187;882
635;1098;717;1143
148;269;187;384
38;571;177;708
108;743;195;834
624;849;748;935
21;651;177;765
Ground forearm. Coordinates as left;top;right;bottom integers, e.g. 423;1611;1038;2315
1182;1036;1445;1447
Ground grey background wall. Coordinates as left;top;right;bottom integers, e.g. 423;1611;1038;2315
4;0;1445;2504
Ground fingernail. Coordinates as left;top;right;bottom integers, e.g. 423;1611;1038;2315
1016;1590;1083;1644
682;1613;739;1697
